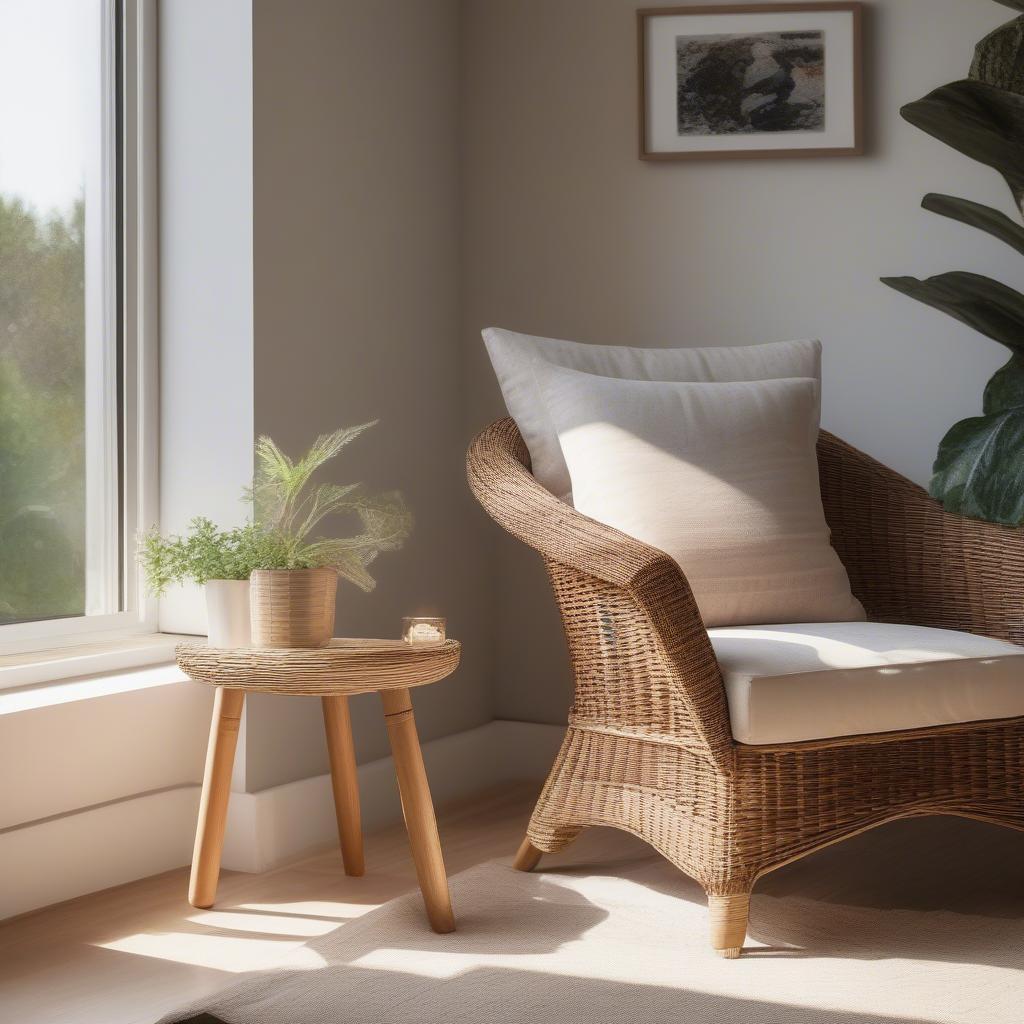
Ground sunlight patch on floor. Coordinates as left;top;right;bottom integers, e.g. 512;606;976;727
97;932;328;972
348;948;480;979
235;899;375;920
185;910;337;937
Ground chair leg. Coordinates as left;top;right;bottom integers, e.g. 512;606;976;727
708;893;750;959
513;837;543;872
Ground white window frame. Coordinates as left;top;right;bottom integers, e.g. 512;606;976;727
0;0;159;660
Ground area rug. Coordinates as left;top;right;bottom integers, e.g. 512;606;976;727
162;817;1023;1024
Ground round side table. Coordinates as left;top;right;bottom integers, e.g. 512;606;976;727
176;638;461;933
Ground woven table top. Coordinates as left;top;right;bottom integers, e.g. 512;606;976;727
176;638;461;696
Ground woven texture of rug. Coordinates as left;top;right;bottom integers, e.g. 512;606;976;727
163;817;1023;1024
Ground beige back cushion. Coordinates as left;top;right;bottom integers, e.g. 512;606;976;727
538;365;865;628
482;327;821;501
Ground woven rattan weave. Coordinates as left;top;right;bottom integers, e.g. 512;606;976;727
467;417;1024;958
176;638;461;696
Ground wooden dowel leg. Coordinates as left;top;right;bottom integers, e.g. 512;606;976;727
513;837;543;872
189;687;245;909
322;695;364;876
381;687;455;933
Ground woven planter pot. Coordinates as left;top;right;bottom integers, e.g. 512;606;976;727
249;568;338;648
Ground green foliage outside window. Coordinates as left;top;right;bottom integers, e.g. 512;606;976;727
0;196;85;624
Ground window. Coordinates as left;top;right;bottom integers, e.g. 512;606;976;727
0;0;156;656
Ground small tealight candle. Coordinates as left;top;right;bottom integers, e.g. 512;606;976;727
402;616;446;645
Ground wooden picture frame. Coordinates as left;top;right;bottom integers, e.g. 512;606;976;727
638;3;863;160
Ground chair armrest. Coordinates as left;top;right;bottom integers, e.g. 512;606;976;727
467;418;734;768
818;430;1024;644
467;418;678;591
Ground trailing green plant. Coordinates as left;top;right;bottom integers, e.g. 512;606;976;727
881;1;1024;525
138;518;265;596
138;422;412;595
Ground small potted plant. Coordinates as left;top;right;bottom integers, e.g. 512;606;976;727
138;421;411;648
245;422;411;647
138;518;262;647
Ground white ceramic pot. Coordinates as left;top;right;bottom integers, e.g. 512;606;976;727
205;579;252;648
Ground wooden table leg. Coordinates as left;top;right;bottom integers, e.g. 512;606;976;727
189;687;245;909
381;687;455;933
322;695;364;876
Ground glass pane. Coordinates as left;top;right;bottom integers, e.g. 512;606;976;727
0;0;114;625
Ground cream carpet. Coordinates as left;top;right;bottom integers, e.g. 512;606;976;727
163;817;1024;1024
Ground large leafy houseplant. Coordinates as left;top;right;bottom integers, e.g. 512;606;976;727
139;423;411;645
881;0;1024;525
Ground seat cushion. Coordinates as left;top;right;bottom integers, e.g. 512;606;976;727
483;327;820;500
537;365;864;627
711;621;1024;745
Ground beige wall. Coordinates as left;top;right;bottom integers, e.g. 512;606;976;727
460;0;1019;723
248;0;493;790
204;0;1021;760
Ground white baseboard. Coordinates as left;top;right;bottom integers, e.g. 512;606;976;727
0;786;200;920
1;719;564;920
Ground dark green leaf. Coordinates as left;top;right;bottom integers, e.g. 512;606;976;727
930;406;1024;524
984;353;1024;413
901;79;1024;209
880;271;1024;351
972;14;1024;94
921;193;1024;256
992;1;1024;14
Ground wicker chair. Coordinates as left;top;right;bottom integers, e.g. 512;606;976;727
467;417;1024;958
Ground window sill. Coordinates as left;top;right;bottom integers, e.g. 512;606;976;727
0;633;196;704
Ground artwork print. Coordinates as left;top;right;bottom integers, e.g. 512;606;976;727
676;30;826;135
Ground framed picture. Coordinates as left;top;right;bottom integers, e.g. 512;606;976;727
638;3;863;160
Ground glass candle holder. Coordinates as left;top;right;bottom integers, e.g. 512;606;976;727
402;616;446;645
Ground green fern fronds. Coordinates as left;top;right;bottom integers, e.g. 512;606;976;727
249;421;410;588
250;423;377;533
138;422;412;594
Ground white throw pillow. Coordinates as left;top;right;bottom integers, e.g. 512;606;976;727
537;365;865;628
483;327;821;500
